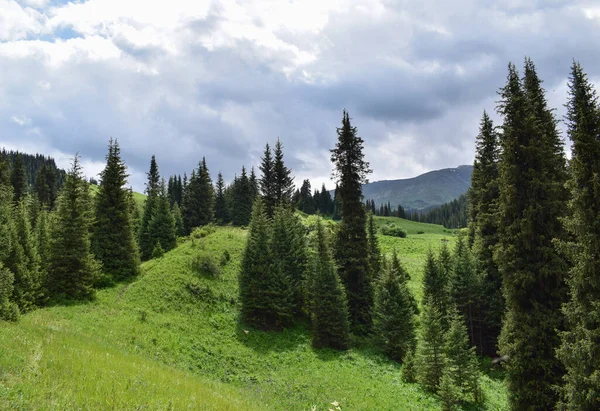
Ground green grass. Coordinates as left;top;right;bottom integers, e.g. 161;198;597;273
0;219;506;410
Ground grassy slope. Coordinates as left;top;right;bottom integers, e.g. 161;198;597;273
0;220;506;410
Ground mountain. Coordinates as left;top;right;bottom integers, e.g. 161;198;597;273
362;165;473;211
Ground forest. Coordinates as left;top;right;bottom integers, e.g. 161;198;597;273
1;58;599;411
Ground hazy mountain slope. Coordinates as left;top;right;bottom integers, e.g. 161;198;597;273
362;165;473;210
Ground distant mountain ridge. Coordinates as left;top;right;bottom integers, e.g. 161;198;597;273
362;165;473;211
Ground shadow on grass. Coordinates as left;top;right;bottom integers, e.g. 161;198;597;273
235;321;312;354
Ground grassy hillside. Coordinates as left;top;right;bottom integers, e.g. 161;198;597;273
0;219;506;410
362;165;473;210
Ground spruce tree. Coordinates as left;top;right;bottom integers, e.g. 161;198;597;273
373;264;417;361
422;248;449;325
273;138;294;207
34;208;50;305
469;111;503;357
214;172;229;224
367;213;382;279
330;110;373;335
442;309;481;405
0;262;19;321
259;143;276;216
139;155;160;260
182;158;214;231
298;179;314;214
309;217;350;350
92;139;140;284
11;153;27;203
148;179;177;254
48;155;99;301
415;301;446;392
232;166;253;226
271;205;308;316
172;202;185;237
495;60;568;410
556;62;600;411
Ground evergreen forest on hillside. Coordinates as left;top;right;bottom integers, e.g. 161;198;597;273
2;59;600;411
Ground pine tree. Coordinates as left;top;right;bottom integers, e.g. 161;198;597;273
128;188;141;239
415;301;446;392
148;180;177;254
468;111;503;357
422;248;449;325
35;162;57;209
34;208;51;305
92;139;140;284
367;213;382;279
239;198;292;329
48;155;99;301
331;110;373;335
448;236;480;351
249;167;259;201
182;158;214;231
273;138;294;207
139;156;161;260
0;262;19;321
7;201;40;312
373;264;417;361
298;179;314;214
271;205;308;316
309;217;350;350
232;167;253;226
495;60;568;410
11;153;27;203
442;309;481;405
214;172;229;224
172;202;185;237
259;143;276;217
556;62;600;411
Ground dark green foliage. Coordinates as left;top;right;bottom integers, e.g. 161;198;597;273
239;198;293;330
271;205;308;315
373;265;417;362
214;172;229;224
172;202;185;237
259;143;276;217
1;149;66;192
332;184;341;220
401;348;417;383
415;302;446;392
556;62;600;411
442;309;481;405
11;153;27;203
149;180;177;254
422;247;450;326
190;252;221;278
468;111;503;357
182;158;214;232
367;213;382;279
496;60;568;410
34;208;50;304
405;194;468;229
35;162;57;208
139;156;160;260
0;263;19;321
152;243;164;259
331;110;373;335
309;217;350;350
249;167;259;202
380;225;407;238
318;183;334;215
128;189;141;239
232;167;253;226
297;179;315;214
448;237;480;351
92;139;140;284
48;155;99;301
273;139;294;208
7;200;41;312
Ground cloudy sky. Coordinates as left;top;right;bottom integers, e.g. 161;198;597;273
1;0;600;192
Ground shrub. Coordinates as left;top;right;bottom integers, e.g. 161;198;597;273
191;224;216;239
417;231;425;234
152;243;165;259
189;252;221;278
220;249;231;266
381;225;407;238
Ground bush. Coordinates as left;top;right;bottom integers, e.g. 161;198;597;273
189;252;221;278
191;224;217;239
417;231;425;235
381;225;407;238
152;243;165;259
220;249;231;266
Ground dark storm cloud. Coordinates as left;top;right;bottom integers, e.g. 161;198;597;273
1;0;600;190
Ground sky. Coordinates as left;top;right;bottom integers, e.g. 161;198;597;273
1;0;600;192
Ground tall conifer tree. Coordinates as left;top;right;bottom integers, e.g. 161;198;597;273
556;62;600;410
214;172;229;224
367;213;382;279
92;139;140;283
495;60;568;410
330;110;373;335
48;155;99;300
149;179;177;254
259;143;276;216
273;138;294;207
139;156;160;260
